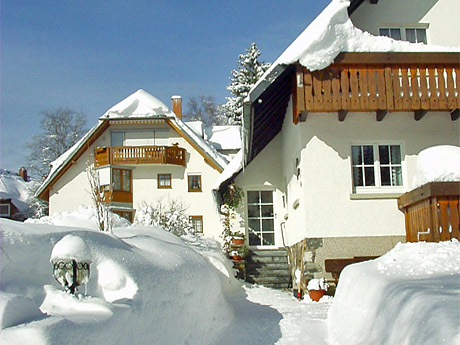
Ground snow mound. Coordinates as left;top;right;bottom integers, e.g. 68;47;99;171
50;235;92;262
412;145;460;189
0;219;233;344
328;240;460;345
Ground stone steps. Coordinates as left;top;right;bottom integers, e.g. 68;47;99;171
245;249;291;289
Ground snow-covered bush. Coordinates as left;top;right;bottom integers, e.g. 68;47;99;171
135;199;194;236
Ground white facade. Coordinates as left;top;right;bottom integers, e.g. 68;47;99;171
350;0;460;46
43;90;232;241
234;97;460;249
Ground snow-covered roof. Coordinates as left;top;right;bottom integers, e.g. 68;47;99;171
36;90;229;199
0;169;33;213
101;89;176;119
206;126;242;151
247;0;460;103
212;150;243;191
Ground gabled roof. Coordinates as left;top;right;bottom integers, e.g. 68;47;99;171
242;0;460;165
36;89;229;201
0;169;33;213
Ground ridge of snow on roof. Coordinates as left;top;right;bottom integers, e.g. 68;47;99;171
100;89;176;119
248;0;460;102
207;126;242;151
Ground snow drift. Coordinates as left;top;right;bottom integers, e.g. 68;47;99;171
328;240;460;345
0;219;233;345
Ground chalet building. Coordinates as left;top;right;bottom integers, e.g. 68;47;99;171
36;90;240;240
218;0;460;286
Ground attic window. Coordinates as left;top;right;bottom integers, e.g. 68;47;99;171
0;204;10;217
379;27;427;44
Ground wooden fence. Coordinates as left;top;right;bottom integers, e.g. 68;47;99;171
398;182;460;242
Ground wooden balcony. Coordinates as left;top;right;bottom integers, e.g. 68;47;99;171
293;52;460;123
95;145;186;167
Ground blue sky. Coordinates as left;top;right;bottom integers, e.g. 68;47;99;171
1;0;329;174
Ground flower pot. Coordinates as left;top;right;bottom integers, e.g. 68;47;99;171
308;289;325;302
230;255;244;261
231;237;244;246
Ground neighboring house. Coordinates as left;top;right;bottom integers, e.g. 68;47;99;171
217;0;460;279
0;168;32;221
36;89;239;240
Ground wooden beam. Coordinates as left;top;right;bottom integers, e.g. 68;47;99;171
338;110;348;121
370;0;378;3
300;112;308;122
376;110;387;121
332;52;460;65
414;110;427;121
451;109;460;121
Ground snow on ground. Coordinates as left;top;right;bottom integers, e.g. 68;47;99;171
2;208;460;345
328;240;460;345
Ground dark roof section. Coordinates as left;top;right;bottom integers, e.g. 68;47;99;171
247;66;294;162
348;0;365;15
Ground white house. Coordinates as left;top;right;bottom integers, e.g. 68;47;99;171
36;89;240;240
217;0;460;281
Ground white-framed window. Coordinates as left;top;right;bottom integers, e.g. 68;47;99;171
247;190;275;246
351;144;404;193
379;27;427;44
0;204;11;217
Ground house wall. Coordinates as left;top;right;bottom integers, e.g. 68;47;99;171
350;0;460;46
49;122;223;240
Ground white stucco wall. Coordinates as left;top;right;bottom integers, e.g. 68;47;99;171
283;110;459;245
350;0;460;46
234;134;286;248
48;122;223;240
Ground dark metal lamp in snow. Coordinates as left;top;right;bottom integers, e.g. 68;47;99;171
50;235;92;295
52;259;90;294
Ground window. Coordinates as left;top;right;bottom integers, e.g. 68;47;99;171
190;216;203;233
158;174;172;189
113;210;133;223
379;27;427;44
351;144;403;192
0;204;11;217
247;191;275;246
188;175;202;192
113;168;131;192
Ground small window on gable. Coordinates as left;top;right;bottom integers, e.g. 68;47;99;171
158;174;172;189
190;216;203;234
379;27;427;44
0;204;11;217
188;174;202;192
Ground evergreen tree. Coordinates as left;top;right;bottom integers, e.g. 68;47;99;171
222;42;271;125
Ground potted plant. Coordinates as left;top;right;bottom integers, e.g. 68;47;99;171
307;278;329;302
231;231;245;246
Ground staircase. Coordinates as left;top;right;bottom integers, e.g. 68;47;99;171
245;249;291;289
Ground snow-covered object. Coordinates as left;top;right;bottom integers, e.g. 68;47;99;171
50;235;92;263
412;145;460;189
328;240;460;345
249;0;460;102
206;126;242;151
307;278;329;291
0;169;34;214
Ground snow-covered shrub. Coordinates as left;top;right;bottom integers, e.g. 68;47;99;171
135;199;194;236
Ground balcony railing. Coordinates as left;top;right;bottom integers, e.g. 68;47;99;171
293;53;460;122
95;145;186;167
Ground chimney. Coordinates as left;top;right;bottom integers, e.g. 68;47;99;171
19;167;28;182
171;95;182;119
